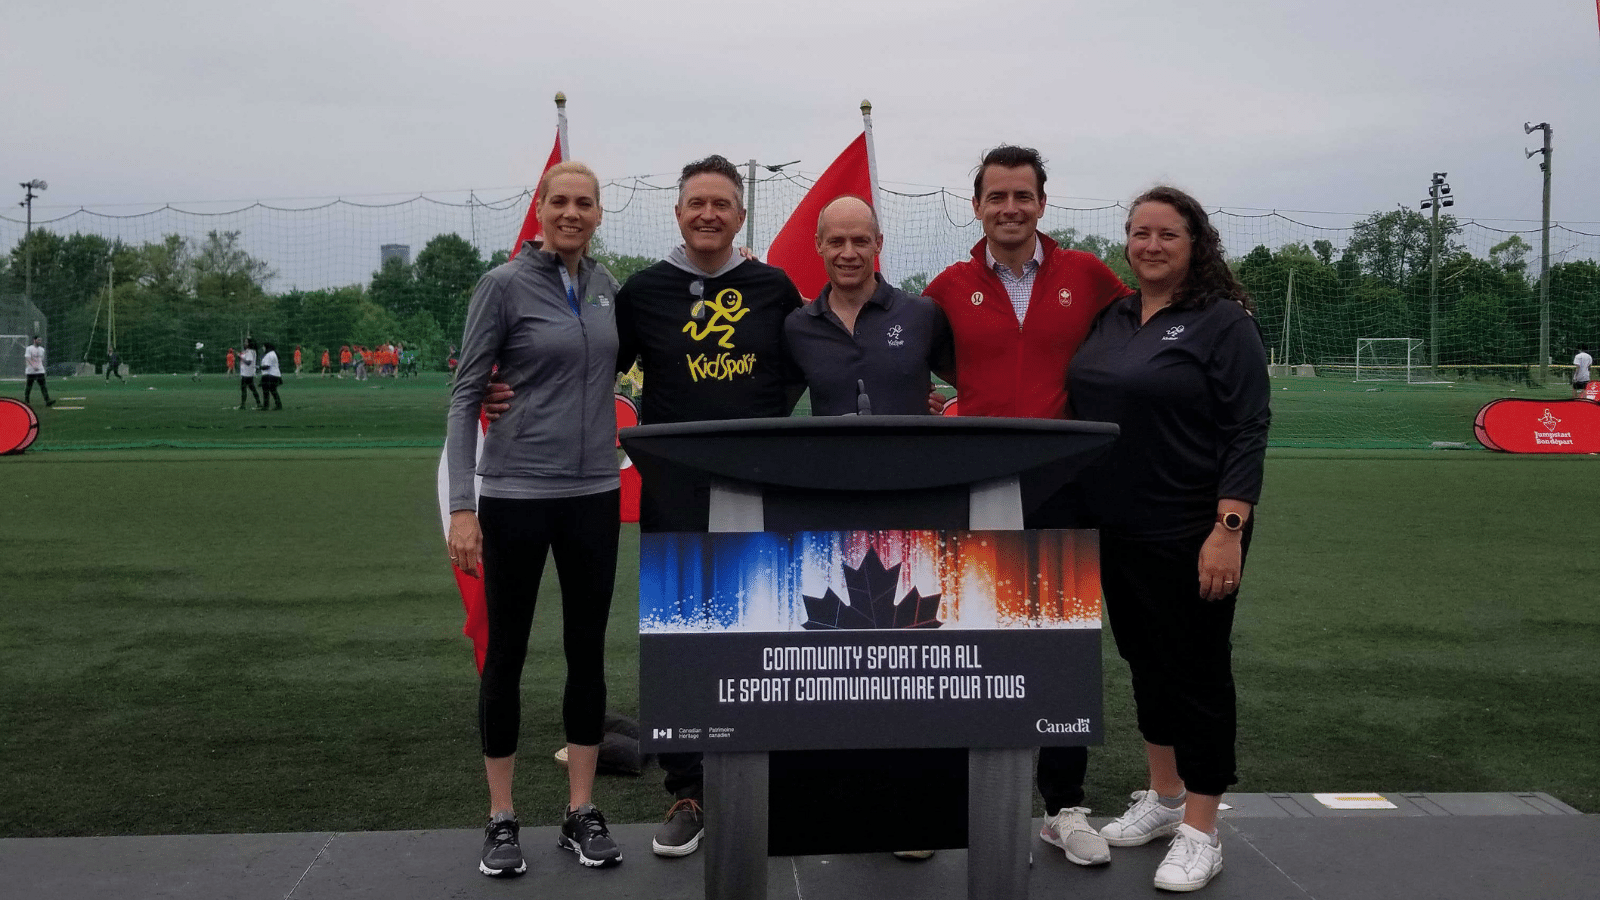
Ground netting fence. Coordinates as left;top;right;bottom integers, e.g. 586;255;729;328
2;172;1598;447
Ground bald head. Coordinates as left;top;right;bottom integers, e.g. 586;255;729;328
816;195;880;239
815;195;883;296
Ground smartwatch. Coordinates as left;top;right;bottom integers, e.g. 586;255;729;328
1216;511;1245;532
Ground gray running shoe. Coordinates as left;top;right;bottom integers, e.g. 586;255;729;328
559;803;622;868
478;816;526;878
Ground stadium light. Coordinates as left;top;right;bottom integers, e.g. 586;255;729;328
1418;172;1457;371
18;179;47;306
1525;121;1553;381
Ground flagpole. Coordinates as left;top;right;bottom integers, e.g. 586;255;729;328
555;91;570;159
860;99;881;212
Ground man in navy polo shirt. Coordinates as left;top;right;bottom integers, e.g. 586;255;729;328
785;196;953;415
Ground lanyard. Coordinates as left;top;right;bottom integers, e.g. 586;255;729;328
558;266;582;317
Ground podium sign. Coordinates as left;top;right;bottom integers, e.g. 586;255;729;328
640;529;1102;752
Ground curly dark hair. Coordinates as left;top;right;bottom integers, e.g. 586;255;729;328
973;145;1047;199
678;155;744;208
1126;185;1253;314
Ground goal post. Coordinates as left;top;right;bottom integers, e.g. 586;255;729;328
1355;338;1426;383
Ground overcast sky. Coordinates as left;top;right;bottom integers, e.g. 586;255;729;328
5;0;1598;231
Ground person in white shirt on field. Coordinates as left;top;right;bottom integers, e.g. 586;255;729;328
23;336;54;407
259;342;284;411
238;339;263;410
1573;346;1592;400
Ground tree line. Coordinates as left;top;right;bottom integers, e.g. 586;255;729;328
6;209;1597;378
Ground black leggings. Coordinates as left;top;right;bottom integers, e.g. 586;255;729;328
240;377;260;406
1100;527;1251;797
477;490;620;757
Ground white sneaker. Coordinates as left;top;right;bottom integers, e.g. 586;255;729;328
1153;823;1222;891
1038;807;1110;866
1100;789;1184;847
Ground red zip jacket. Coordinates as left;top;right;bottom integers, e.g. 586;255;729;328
926;234;1131;419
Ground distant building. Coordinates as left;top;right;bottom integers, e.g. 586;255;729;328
380;244;411;267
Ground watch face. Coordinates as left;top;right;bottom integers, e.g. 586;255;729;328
1225;513;1243;530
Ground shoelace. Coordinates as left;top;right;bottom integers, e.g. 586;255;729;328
487;820;517;847
1166;830;1206;866
665;798;703;821
572;807;610;838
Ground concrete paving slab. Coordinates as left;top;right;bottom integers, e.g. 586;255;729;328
1227;814;1600;900
0;831;333;900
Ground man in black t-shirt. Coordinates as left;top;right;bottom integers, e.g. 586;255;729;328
615;155;805;532
614;157;803;858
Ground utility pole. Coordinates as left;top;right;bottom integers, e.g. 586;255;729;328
1525;122;1552;383
18;180;47;307
741;158;800;255
1420;173;1454;371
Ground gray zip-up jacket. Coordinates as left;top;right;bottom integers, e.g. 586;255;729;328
446;244;620;512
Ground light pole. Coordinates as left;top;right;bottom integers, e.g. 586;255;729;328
1525;122;1552;382
1420;172;1454;371
743;159;800;252
18;179;47;306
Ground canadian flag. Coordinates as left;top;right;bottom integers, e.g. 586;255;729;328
765;125;879;300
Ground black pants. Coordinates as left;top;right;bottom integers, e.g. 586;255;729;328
477;490;620;756
240;377;260;407
1100;528;1250;797
24;374;50;404
260;375;282;409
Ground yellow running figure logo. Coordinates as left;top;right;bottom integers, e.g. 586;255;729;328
683;288;750;349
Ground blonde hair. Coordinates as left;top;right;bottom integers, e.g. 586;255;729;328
537;161;600;205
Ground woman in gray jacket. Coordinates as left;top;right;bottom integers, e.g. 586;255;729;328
445;161;623;877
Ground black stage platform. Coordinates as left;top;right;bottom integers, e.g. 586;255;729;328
3;793;1593;899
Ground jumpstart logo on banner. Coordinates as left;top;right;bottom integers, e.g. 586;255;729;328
638;529;1103;753
1474;398;1600;453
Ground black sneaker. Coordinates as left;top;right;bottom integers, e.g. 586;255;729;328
479;815;526;878
651;797;704;857
559;803;621;867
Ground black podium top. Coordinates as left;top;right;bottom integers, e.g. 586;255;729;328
619;415;1118;494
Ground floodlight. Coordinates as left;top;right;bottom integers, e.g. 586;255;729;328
1442;199;1454;207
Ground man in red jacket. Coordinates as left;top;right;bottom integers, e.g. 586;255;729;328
925;144;1132;869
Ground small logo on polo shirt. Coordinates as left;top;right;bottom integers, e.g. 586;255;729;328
593;294;611;308
1058;288;1072;307
1162;325;1186;341
887;324;905;347
970;292;983;305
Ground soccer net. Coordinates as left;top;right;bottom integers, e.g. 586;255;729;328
1;168;1597;447
1355;338;1430;383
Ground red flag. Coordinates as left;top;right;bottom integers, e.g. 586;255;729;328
766;133;875;300
509;135;564;259
437;412;492;672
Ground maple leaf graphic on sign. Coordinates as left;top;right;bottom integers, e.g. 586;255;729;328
801;548;944;630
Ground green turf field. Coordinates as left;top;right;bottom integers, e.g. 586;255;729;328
1;374;1596;838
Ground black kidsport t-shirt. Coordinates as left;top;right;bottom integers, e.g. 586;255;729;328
1068;292;1271;541
616;258;804;425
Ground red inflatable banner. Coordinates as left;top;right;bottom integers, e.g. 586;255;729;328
0;398;40;455
1475;398;1600;453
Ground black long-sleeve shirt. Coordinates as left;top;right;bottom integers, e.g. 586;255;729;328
1068;292;1270;540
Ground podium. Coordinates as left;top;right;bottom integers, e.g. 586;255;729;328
621;415;1118;900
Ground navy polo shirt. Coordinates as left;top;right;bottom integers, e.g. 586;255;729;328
784;275;955;416
1068;291;1271;540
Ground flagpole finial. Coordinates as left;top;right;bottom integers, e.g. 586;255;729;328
555;92;567;109
860;99;872;115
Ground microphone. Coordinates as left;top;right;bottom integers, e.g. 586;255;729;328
855;379;872;416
